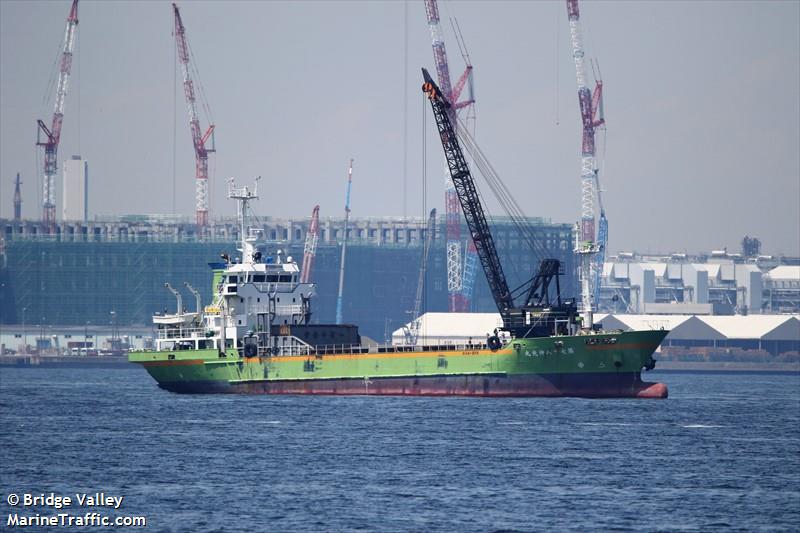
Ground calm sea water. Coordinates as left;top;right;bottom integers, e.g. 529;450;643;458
1;367;798;532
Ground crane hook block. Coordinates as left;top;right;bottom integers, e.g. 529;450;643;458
421;67;450;107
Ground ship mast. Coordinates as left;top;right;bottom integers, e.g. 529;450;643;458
227;177;260;265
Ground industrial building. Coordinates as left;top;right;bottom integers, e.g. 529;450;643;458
61;156;88;223
763;266;800;313
0;215;575;342
596;252;799;316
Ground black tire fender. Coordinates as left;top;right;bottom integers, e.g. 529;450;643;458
488;335;502;351
244;344;258;358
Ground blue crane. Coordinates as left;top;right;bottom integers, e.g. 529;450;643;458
335;159;354;325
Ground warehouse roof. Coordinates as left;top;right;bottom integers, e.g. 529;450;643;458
599;314;728;340
598;314;692;333
766;266;800;281
700;315;800;340
693;263;721;278
395;313;800;343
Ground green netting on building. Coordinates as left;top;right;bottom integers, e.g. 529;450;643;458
1;221;575;341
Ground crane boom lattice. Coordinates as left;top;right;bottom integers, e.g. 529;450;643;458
424;0;476;313
422;71;512;313
405;208;437;345
567;0;605;325
300;205;320;284
173;3;215;227
423;69;577;339
36;0;79;231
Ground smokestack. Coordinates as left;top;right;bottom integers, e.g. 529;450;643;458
13;172;22;221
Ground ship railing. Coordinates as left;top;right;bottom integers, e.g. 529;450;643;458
310;343;371;355
253;345;313;357
307;342;490;356
250;304;305;316
377;342;490;353
156;326;209;340
241;341;495;358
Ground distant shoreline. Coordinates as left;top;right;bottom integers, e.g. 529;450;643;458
1;354;798;374
653;360;799;374
0;354;131;368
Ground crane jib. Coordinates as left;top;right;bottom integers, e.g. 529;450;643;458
421;69;513;315
422;67;578;339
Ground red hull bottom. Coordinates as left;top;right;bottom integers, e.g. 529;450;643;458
159;372;668;399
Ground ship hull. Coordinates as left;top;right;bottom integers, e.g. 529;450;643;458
156;373;666;398
130;330;669;399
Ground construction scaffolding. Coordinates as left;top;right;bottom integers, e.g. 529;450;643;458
0;216;576;340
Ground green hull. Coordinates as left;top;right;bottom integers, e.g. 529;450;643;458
129;330;668;398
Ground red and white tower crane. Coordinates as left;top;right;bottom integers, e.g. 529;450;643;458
300;205;320;284
36;0;78;231
173;3;215;227
567;0;604;327
423;0;475;313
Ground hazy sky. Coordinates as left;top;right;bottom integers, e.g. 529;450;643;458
1;0;798;256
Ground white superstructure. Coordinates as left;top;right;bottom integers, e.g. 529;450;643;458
152;178;321;356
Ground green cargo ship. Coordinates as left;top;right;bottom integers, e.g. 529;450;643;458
129;73;668;398
129;176;667;398
130;330;667;398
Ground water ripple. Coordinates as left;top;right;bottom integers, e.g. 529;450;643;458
0;367;798;532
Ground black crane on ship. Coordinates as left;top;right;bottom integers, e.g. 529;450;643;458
422;69;579;339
